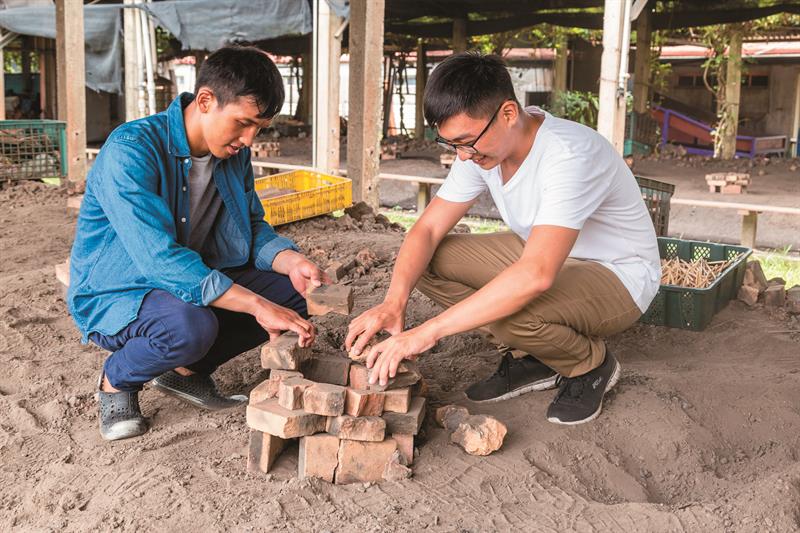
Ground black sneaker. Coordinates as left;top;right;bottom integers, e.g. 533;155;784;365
465;351;558;403
546;350;621;425
151;371;248;410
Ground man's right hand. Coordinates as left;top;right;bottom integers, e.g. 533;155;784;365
252;299;316;347
345;300;405;357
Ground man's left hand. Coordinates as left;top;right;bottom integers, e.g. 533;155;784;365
365;325;437;387
273;250;331;295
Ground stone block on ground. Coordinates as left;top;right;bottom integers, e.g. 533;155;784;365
737;284;759;307
246;399;326;439
435;405;470;431
247;430;287;474
302;383;346;416
344;388;385;417
383;449;412;481
349;363;370;390
278;377;314;410
744;261;769;293
450;415;507;456
326;415;386;442
261;332;311;370
382;396;426;435
299;434;340;482
301;355;351;386
787;286;800;314
382;387;411;414
336;438;398;484
763;285;786;308
392;433;414;465
306;284;354;316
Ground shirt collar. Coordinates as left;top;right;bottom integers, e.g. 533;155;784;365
167;92;195;158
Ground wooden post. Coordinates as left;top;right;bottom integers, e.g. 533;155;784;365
415;39;427;139
551;32;568;105
597;0;631;154
296;51;313;123
452;17;467;53
416;182;431;214
720;27;743;160
42;45;57;119
56;0;87;183
123;0;139;121
739;210;758;249
347;0;384;207
632;1;651;114
312;0;343;173
0;44;4;120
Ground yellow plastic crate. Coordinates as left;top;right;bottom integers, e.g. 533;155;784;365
255;169;352;226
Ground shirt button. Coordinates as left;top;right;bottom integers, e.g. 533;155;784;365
184;158;189;164
182;186;187;192
181;217;186;223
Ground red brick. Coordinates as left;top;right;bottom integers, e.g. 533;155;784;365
249;379;274;405
302;356;351;386
764;285;785;308
382;396;426;435
247;430;286;474
260;332;311;370
266;369;304;398
744;261;769;292
324;261;347;283
326;415;386;442
302;383;346;416
298;434;339;482
382;387;411;414
335;438;398;484
277;377;314;410
367;361;422;392
246;399;326;439
344;388;385;417
382;450;412;481
349;364;370;390
737;284;759;307
306;284;354;316
392;433;414;465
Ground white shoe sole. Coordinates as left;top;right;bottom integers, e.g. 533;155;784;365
151;380;247;411
467;374;559;404
547;360;621;426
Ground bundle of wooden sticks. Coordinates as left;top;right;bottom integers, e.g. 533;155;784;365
660;255;741;288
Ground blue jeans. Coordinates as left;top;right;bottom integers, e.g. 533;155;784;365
90;266;307;392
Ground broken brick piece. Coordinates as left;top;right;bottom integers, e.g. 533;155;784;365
327;415;386;442
249;379;275;405
382;388;411;414
299;434;340;482
744;261;769;293
737;284;759;307
368;361;422;392
266;369;304;398
324;260;347;283
349;364;370;390
383;449;412;481
305;284;354;316
302;383;346;416
335;438;398;484
260;332;311;370
302;356;351;386
763;284;785;308
450;415;507;456
344;388;385;417
435;405;470;431
277;377;314;410
246;399;326;439
392;433;414;465
382;396;426;435
247;429;286;474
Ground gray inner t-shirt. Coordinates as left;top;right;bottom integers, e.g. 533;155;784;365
187;153;223;254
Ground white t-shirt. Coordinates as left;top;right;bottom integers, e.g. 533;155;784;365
436;108;661;313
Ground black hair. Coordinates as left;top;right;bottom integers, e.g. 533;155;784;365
195;45;284;119
423;51;518;128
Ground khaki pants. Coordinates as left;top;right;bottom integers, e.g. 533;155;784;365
416;232;641;378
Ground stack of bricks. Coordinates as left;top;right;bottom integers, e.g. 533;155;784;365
246;332;426;483
706;172;750;194
251;140;281;159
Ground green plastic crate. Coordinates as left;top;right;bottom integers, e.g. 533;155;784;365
0;119;67;181
640;237;752;331
635;176;675;237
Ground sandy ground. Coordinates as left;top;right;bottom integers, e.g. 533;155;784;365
1;180;800;532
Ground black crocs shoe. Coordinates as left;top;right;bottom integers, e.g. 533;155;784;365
465;351;558;403
546;350;621;425
98;389;148;441
151;371;247;411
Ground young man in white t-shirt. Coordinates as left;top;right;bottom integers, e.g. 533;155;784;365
346;52;660;425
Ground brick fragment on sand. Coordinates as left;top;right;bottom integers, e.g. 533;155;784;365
450;415;507;456
302;383;346;416
336;438;398;484
326;415;386;441
368;361;422;392
744;261;768;293
265;369;304;399
382;387;411;414
246;399;326;439
763;284;785;308
302;356;351;386
737;284;759;307
54;260;70;298
260;332;310;370
392;433;414;465
324;260;347;283
344;388;385;417
247;430;286;474
349;364;370;390
383;449;412;481
305;284;354;316
435;405;470;431
299;434;339;482
277;377;314;410
382;396;426;435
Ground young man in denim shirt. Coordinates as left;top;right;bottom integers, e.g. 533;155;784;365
69;47;325;440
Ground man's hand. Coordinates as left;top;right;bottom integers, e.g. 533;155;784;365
365;325;437;386
345;300;406;357
252;298;316;347
273;249;331;296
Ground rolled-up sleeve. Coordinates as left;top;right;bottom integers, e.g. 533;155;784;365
93;138;233;306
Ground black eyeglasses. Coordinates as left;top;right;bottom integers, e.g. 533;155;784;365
435;102;505;155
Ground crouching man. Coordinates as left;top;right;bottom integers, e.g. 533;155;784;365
346;52;660;425
69;46;324;440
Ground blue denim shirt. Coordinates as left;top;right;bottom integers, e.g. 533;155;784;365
68;93;297;341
